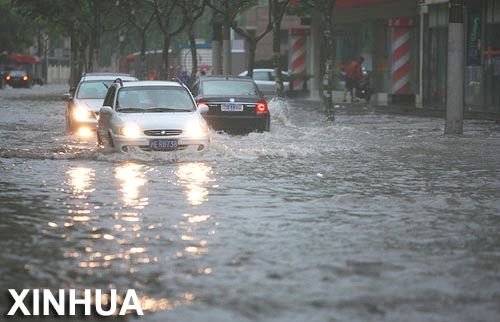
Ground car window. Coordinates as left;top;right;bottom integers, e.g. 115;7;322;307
77;81;113;99
202;80;258;96
270;71;290;82
253;71;270;81
9;71;27;77
116;86;195;111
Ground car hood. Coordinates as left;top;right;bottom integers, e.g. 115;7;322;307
117;112;202;129
76;99;104;112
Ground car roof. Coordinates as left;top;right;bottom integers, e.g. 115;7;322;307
81;74;137;82
199;75;253;81
119;80;183;87
242;69;289;74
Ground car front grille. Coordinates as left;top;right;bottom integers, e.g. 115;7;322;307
144;129;183;136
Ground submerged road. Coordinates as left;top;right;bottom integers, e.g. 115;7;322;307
1;85;500;321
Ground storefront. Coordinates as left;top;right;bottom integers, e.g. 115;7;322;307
423;1;448;107
331;0;417;95
422;0;500;114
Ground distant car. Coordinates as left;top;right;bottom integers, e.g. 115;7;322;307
4;70;31;88
65;73;138;137
238;69;290;96
97;80;209;153
191;76;270;132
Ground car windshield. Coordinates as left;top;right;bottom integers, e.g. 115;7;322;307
202;80;258;96
116;86;195;112
9;71;27;77
77;81;113;99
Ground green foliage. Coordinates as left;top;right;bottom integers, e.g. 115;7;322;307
0;0;37;52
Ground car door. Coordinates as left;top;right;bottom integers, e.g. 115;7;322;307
253;71;275;95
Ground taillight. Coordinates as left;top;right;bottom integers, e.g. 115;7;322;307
256;100;268;114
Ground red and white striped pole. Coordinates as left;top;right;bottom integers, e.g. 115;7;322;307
289;29;308;91
389;18;414;94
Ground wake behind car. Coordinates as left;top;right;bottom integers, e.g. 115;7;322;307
97;80;209;153
4;70;31;88
191;76;270;132
65;73;138;137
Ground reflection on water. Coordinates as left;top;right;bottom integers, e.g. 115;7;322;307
65;166;95;223
175;163;213;206
115;163;149;209
67;166;95;197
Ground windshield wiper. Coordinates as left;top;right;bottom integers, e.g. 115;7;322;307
146;107;193;112
116;107;145;113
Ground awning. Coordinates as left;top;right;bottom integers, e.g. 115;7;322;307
10;53;40;64
336;0;395;8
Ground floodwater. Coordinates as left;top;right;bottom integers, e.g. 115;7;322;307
1;85;499;322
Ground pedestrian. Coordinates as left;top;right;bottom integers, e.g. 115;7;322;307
178;71;190;86
343;56;364;103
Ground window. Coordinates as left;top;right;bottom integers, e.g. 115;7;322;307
429;4;448;28
487;0;500;23
202;80;258;96
117;86;195;111
253;71;270;81
77;81;113;99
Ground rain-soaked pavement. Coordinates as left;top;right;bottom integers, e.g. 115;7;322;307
1;85;500;322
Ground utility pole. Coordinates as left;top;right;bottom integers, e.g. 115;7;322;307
445;0;465;134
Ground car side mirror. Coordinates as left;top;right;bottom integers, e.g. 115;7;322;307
100;106;113;116
197;104;209;114
62;93;71;101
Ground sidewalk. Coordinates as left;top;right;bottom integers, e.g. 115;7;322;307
292;91;500;122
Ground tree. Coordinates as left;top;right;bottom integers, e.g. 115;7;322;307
153;0;186;80
208;0;255;74
231;1;273;78
124;0;156;79
291;0;336;120
270;0;290;98
179;0;207;87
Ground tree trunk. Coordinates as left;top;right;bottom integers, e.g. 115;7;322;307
222;23;232;74
272;18;284;98
322;11;335;121
140;30;147;80
162;33;171;80
247;41;257;78
188;23;198;88
70;30;80;87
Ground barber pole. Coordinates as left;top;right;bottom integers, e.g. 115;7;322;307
289;29;308;91
389;18;414;94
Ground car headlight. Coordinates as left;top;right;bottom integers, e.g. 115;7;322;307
73;104;93;122
184;122;208;138
120;123;141;137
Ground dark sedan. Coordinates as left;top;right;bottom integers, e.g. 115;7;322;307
191;76;270;132
4;70;31;88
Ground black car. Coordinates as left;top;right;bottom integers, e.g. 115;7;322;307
191;76;270;132
4;70;31;88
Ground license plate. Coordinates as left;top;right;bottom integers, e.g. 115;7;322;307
149;139;178;151
221;104;244;112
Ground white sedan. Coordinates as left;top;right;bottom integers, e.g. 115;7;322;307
97;80;209;153
238;69;291;95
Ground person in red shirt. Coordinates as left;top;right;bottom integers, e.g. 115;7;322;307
343;56;364;103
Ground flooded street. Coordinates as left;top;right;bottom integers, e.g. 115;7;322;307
1;85;500;321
